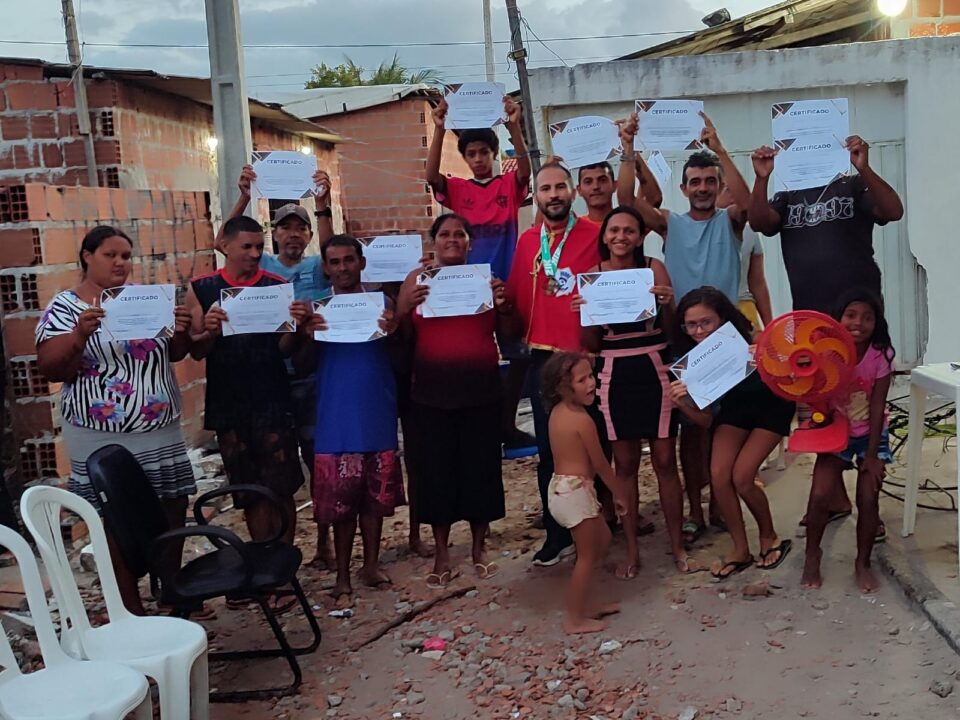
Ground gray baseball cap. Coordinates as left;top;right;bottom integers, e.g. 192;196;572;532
272;203;312;229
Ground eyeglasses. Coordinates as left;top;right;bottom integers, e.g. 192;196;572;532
682;319;718;334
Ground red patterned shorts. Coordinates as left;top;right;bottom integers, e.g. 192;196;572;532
312;450;405;524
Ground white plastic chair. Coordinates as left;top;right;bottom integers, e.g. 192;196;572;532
20;486;209;720
0;525;152;720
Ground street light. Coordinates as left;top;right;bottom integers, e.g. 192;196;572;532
877;0;907;16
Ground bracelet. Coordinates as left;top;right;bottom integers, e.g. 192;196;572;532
619;152;635;162
314;207;332;218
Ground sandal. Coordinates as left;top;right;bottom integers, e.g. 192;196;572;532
615;563;639;580
266;591;298;614
875;521;887;543
333;592;354;610
757;539;792;570
674;556;703;574
681;521;706;545
474;561;499;579
426;568;461;589
711;557;754;580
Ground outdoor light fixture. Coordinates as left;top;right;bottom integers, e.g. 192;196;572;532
300;145;311;155
206;136;219;151
702;8;731;27
877;0;908;16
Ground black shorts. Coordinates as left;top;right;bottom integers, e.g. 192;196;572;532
217;421;305;509
715;373;795;437
411;401;505;526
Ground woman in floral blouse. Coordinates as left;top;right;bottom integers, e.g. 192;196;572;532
36;225;197;616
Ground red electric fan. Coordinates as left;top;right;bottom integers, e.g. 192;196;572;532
755;311;857;453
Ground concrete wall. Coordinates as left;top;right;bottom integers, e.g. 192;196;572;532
527;38;960;364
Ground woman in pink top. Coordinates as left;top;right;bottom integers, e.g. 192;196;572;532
802;289;895;594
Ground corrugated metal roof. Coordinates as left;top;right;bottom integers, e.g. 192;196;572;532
0;56;346;145
263;83;441;120
618;0;883;60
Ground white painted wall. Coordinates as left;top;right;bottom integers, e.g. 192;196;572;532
527;38;960;366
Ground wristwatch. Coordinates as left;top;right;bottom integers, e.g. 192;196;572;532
314;207;333;218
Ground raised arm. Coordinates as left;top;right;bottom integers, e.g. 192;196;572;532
747;252;773;327
628;112;668;234
699;112;748;227
637;154;663;209
616;114;638;208
426;99;448;197
312;168;335;248
504;96;531;190
747;146;783;236
847;136;904;223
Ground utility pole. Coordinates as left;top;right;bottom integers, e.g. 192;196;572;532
482;0;496;82
204;0;253;225
61;0;98;186
505;0;541;174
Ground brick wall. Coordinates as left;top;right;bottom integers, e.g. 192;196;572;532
317;98;468;242
892;0;960;36
0;184;215;490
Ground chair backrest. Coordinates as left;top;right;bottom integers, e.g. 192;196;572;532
86;445;170;578
0;525;72;681
19;486;133;656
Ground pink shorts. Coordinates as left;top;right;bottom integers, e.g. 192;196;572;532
547;474;601;529
312;450;405;524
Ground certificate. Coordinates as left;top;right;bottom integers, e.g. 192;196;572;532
634;100;705;151
670;322;755;409
577;269;655;327
444;82;506;130
313;292;386;343
771;98;850;191
548;116;621;169
417;264;493;318
359;234;423;283
100;284;175;341
646;150;672;191
250;151;318;200
220;284;295;336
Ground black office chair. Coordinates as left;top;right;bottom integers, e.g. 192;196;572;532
86;444;321;702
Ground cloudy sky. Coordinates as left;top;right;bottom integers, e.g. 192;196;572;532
4;0;773;100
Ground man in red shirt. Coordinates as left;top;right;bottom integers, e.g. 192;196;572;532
506;163;602;565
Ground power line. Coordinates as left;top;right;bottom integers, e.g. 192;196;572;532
0;30;696;51
519;13;569;68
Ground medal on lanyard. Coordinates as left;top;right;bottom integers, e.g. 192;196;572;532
539;215;575;296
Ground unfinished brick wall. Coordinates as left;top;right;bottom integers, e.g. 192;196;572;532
0;184;215;491
894;0;960;35
318;98;468;240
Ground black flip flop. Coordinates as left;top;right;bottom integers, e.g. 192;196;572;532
757;539;793;570
711;556;754;580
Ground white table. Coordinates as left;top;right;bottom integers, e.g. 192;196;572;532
901;363;960;573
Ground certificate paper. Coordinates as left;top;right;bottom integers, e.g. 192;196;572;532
359;235;423;283
548;116;621;169
646;150;672;191
313;292;386;343
577;269;655;327
670;322;754;409
444;82;506;130
220;284;295;336
417;264;493;318
634;100;705;151
771;99;850;191
101;284;175;341
250;151;318;200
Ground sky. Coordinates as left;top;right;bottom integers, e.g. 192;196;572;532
1;0;774;100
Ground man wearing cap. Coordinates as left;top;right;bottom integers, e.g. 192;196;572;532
221;164;335;568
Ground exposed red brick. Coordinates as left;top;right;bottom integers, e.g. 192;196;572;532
13;399;56;439
2;315;41;356
41;143;64;169
31;115;58;139
13;145;39;170
1;117;29;141
0;229;40;268
945;0;960;13
937;21;960;33
40;227;84;266
911;21;938;34
37;268;79;306
5;82;58;111
918;0;942;15
0;62;44;82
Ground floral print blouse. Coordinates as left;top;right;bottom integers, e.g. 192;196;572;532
35;290;183;433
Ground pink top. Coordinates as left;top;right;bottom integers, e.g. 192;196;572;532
844;345;894;438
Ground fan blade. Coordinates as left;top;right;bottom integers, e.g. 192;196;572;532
778;374;815;398
812;337;852;363
818;355;841;394
768;326;797;359
795;318;819;348
759;352;793;378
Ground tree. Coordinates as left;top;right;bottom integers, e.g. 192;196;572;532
305;53;440;89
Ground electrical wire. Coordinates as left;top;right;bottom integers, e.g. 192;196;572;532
518;12;569;68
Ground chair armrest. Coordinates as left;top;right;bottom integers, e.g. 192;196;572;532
148;525;254;588
192;484;289;545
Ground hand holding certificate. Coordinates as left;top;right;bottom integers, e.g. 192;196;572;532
634;100;705;151
359;235;424;283
219;284;295;336
577;269;656;327
313;292;386;343
250;151;319;200
548;116;621;169
771;98;850;191
417;264;493;318
100;284;176;341
443;82;506;129
670;322;755;409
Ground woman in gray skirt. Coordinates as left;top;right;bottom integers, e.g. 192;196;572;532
35;225;197;616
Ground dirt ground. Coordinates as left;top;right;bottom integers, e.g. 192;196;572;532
186;450;960;720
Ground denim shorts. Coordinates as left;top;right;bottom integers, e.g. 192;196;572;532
836;430;892;467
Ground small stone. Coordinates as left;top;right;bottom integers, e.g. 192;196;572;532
576;688;589;702
395;602;413;613
811;599;830;611
724;698;742;713
547;680;562;692
421;650;444;660
930;680;954;698
574;700;587;711
465;590;479;599
488;602;501;611
598;640;622;655
887;626;900;636
678;707;698;720
557;694;575;708
438;630;455;642
406;691;426;705
763;619;794;634
327;695;343;708
623;707;640;720
401;639;424;650
461;625;474;634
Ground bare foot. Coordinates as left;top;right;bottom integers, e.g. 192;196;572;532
588;602;621;619
674;554;702;574
330;579;353;609
615;558;640;580
563;616;606;635
360;566;392;589
801;550;823;589
408;539;434;559
309;545;335;571
855;563;881;594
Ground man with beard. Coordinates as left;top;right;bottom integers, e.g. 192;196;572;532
506;163;602;566
630;113;752;546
